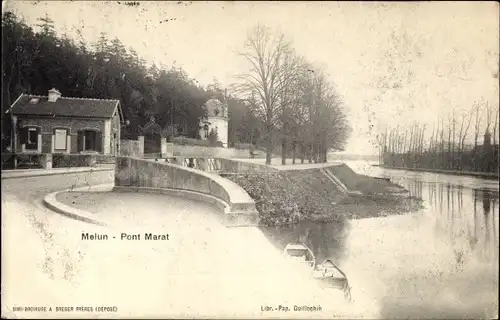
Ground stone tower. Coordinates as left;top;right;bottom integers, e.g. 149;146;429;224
199;95;229;148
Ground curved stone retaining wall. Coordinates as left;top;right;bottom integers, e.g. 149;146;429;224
158;157;278;173
114;156;259;227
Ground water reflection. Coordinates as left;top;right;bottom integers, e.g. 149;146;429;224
378;175;498;318
407;179;423;199
261;161;498;318
422;179;499;264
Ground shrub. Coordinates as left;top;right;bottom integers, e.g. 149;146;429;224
52;153;97;168
1;153;16;169
16;153;44;169
207;129;221;147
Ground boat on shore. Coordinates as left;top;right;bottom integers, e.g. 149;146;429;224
283;243;316;269
283;244;352;301
313;259;352;301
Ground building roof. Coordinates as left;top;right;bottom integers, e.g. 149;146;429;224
6;94;123;121
203;98;227;118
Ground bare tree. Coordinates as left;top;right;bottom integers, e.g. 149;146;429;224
485;101;493;133
419;124;426;154
439;117;445;165
447;114;454;169
458;111;472;151
473;101;483;149
275;52;308;164
234;25;292;164
429;126;435;153
493;107;499;146
434;119;440;153
451;110;457;169
458;111;472;169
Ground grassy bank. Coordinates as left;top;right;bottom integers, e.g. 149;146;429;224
222;168;423;226
327;164;408;195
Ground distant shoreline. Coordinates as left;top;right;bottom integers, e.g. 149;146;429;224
373;165;499;180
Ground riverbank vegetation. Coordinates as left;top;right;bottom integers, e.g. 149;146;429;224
2;13;351;167
222;168;423;226
1;12;260;149
378;100;499;175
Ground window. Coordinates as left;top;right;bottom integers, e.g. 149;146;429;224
78;130;102;152
54;129;68;151
177;116;188;135
84;131;96;151
25;127;39;150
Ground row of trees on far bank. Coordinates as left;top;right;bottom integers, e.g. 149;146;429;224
233;25;351;165
378;99;500;173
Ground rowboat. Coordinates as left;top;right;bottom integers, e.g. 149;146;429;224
283;243;316;269
313;259;352;301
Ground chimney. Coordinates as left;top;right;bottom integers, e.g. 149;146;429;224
48;88;61;102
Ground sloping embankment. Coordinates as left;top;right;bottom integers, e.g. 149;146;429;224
326;163;408;195
222;165;422;226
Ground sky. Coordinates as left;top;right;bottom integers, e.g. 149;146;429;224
4;1;499;155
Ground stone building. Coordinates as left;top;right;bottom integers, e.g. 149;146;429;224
5;88;124;155
199;96;229;147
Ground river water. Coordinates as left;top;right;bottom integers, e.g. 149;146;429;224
261;161;499;319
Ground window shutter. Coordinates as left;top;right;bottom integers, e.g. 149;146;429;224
36;128;41;150
96;131;102;152
21;127;28;144
77;131;83;152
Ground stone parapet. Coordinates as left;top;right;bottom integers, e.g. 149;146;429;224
114;156;259;227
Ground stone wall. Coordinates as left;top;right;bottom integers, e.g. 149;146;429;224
159;157;278;173
15;116;108;154
114;156;259;226
218;158;278;173
52;153;97;168
120;139;142;157
171;144;266;158
17;117;105;135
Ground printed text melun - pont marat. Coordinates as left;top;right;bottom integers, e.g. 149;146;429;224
81;232;170;241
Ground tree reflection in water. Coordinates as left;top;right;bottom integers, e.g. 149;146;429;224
425;178;499;264
261;177;498;286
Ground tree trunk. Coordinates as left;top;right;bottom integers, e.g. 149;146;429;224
281;137;286;165
300;143;305;163
308;143;313;163
265;144;272;165
265;126;272;165
312;142;317;163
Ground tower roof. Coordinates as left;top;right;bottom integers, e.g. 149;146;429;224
204;98;227;118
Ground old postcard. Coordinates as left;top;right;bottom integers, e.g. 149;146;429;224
1;1;498;319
